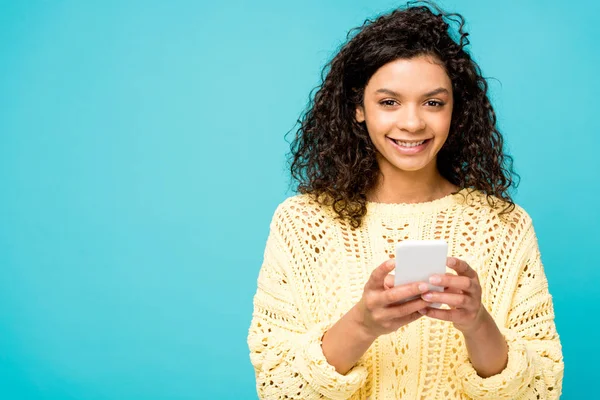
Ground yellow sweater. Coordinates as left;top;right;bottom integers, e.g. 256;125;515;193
247;189;564;399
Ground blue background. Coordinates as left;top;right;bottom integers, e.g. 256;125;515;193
1;0;597;398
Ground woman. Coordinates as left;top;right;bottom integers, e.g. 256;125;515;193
247;1;564;399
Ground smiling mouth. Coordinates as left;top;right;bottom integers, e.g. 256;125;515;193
388;137;432;147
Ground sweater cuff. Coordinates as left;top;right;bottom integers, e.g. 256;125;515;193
455;327;535;399
294;321;368;399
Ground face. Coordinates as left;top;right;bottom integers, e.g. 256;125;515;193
355;55;453;176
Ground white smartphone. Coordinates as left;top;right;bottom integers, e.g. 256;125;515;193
394;240;448;309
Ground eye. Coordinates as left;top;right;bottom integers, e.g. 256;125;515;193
425;100;445;107
379;99;398;107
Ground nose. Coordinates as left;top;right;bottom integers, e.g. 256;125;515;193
396;104;426;133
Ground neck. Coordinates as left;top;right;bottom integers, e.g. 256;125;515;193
366;163;458;204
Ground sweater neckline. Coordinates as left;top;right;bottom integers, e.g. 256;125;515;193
365;187;468;216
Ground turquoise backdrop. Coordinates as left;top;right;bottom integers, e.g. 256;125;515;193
1;0;597;398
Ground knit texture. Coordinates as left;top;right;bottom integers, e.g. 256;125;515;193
247;189;564;399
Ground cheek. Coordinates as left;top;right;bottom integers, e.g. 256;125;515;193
367;111;396;134
429;113;452;139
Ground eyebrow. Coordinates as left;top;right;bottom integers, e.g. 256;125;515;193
374;87;450;97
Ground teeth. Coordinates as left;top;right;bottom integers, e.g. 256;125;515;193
393;139;426;147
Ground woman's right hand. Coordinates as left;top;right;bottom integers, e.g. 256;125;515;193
322;258;432;375
353;258;431;339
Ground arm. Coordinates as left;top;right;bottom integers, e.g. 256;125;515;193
422;256;510;378
321;305;377;375
322;260;429;375
247;212;367;400
462;308;509;378
455;223;564;399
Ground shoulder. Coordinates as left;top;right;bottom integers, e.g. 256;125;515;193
459;190;541;266
270;193;337;231
266;194;340;263
459;189;534;233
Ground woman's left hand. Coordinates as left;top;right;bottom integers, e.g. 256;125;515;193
419;257;488;334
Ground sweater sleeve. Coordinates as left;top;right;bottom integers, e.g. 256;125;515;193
247;205;368;399
455;222;564;400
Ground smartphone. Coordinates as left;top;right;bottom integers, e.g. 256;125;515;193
394;240;448;309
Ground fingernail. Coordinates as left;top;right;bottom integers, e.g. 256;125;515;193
429;276;441;284
418;283;429;292
448;258;457;266
418;308;427;315
422;293;433;300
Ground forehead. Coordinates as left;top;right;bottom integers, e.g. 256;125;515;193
366;56;452;94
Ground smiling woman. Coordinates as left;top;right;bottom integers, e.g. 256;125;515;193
247;1;564;399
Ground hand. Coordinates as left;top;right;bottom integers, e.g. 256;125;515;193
353;258;430;339
418;257;487;334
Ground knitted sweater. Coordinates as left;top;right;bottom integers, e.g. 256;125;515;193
247;189;564;399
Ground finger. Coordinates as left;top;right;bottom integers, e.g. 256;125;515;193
429;273;473;292
447;257;477;279
444;287;464;295
383;298;430;320
421;291;473;309
390;310;424;325
441;272;461;291
418;307;459;322
381;281;429;306
383;273;395;290
366;259;395;290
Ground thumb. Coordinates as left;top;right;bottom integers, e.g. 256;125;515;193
366;258;395;290
383;272;396;289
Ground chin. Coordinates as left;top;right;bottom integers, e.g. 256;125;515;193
389;159;434;173
394;165;429;173
376;148;438;174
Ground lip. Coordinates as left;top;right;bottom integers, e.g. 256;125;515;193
386;136;431;154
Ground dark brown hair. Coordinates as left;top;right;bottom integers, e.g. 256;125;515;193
287;0;518;228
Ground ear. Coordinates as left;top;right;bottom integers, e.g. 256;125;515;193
355;105;365;123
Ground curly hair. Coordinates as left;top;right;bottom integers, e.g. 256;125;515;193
287;0;518;228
